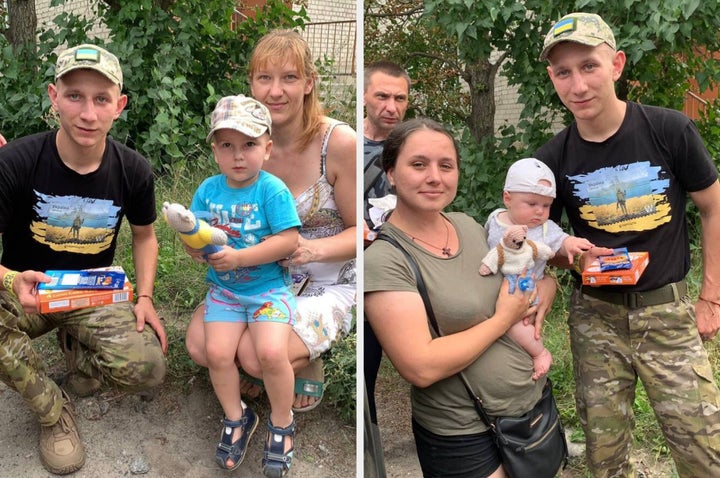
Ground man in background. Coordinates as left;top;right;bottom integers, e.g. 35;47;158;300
363;60;411;232
363;60;411;423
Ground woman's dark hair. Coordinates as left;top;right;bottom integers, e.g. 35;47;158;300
380;117;460;173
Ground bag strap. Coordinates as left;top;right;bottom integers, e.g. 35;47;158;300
375;232;496;429
376;233;439;332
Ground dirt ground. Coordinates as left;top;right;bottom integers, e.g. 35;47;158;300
0;380;356;478
0;343;356;478
374;358;677;478
0;342;677;478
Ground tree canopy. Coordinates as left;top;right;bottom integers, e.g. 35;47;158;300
366;0;720;142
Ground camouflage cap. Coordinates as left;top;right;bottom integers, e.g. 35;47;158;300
55;44;123;89
540;12;616;61
207;95;272;142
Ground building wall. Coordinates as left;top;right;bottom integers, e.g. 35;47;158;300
298;0;357;123
304;0;357;77
36;0;109;38
305;0;354;22
493;66;522;134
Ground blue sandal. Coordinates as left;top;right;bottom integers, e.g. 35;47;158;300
262;418;296;478
215;404;258;470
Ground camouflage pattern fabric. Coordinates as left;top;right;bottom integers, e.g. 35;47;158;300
569;288;720;477
0;292;166;426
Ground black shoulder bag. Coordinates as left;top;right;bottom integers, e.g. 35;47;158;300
376;233;568;478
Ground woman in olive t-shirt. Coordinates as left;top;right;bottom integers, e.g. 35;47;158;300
364;118;557;478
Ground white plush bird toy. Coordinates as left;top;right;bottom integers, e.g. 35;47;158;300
161;202;227;255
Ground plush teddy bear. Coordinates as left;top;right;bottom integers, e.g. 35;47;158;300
479;224;554;294
161;202;227;255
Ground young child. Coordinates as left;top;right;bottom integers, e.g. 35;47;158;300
484;157;593;380
192;95;300;476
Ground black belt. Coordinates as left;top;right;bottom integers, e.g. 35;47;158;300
579;280;687;308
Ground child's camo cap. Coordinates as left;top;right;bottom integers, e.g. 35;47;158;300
207;95;272;142
55;44;123;89
540;12;616;61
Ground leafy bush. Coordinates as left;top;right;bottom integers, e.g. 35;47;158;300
323;315;357;423
0;11;94;137
450;128;522;223
98;0;306;172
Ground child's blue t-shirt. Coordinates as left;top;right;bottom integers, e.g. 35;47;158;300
190;170;301;295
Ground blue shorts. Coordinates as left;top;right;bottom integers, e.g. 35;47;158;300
204;284;296;325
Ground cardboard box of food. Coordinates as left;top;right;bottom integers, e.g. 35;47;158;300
36;267;133;312
582;251;649;286
39;269;126;290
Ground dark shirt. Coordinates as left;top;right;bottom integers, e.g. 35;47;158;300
364;136;390;229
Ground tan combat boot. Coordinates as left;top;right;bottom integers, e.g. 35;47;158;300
39;391;86;474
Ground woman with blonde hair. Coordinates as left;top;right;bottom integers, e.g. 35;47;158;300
184;29;356;477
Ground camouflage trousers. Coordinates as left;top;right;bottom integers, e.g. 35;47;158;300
569;287;720;477
0;292;166;426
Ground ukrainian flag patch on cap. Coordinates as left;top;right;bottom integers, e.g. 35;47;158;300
553;17;576;36
540;12;616;61
75;48;100;62
55;44;123;88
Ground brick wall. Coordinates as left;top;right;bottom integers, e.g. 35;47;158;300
494;68;522;134
306;0;355;22
35;0;109;38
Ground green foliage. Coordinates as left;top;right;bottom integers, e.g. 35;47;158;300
504;0;720;152
696;99;720;163
449;129;507;222
364;0;469;129
0;12;94;136
97;0;305;172
366;0;720;153
323;316;357;423
316;55;357;125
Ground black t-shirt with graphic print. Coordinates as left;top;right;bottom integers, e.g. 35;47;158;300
535;102;717;291
0;130;156;272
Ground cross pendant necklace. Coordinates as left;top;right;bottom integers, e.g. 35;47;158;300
410;218;452;256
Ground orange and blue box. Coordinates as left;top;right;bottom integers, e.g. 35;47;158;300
582;251;649;286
